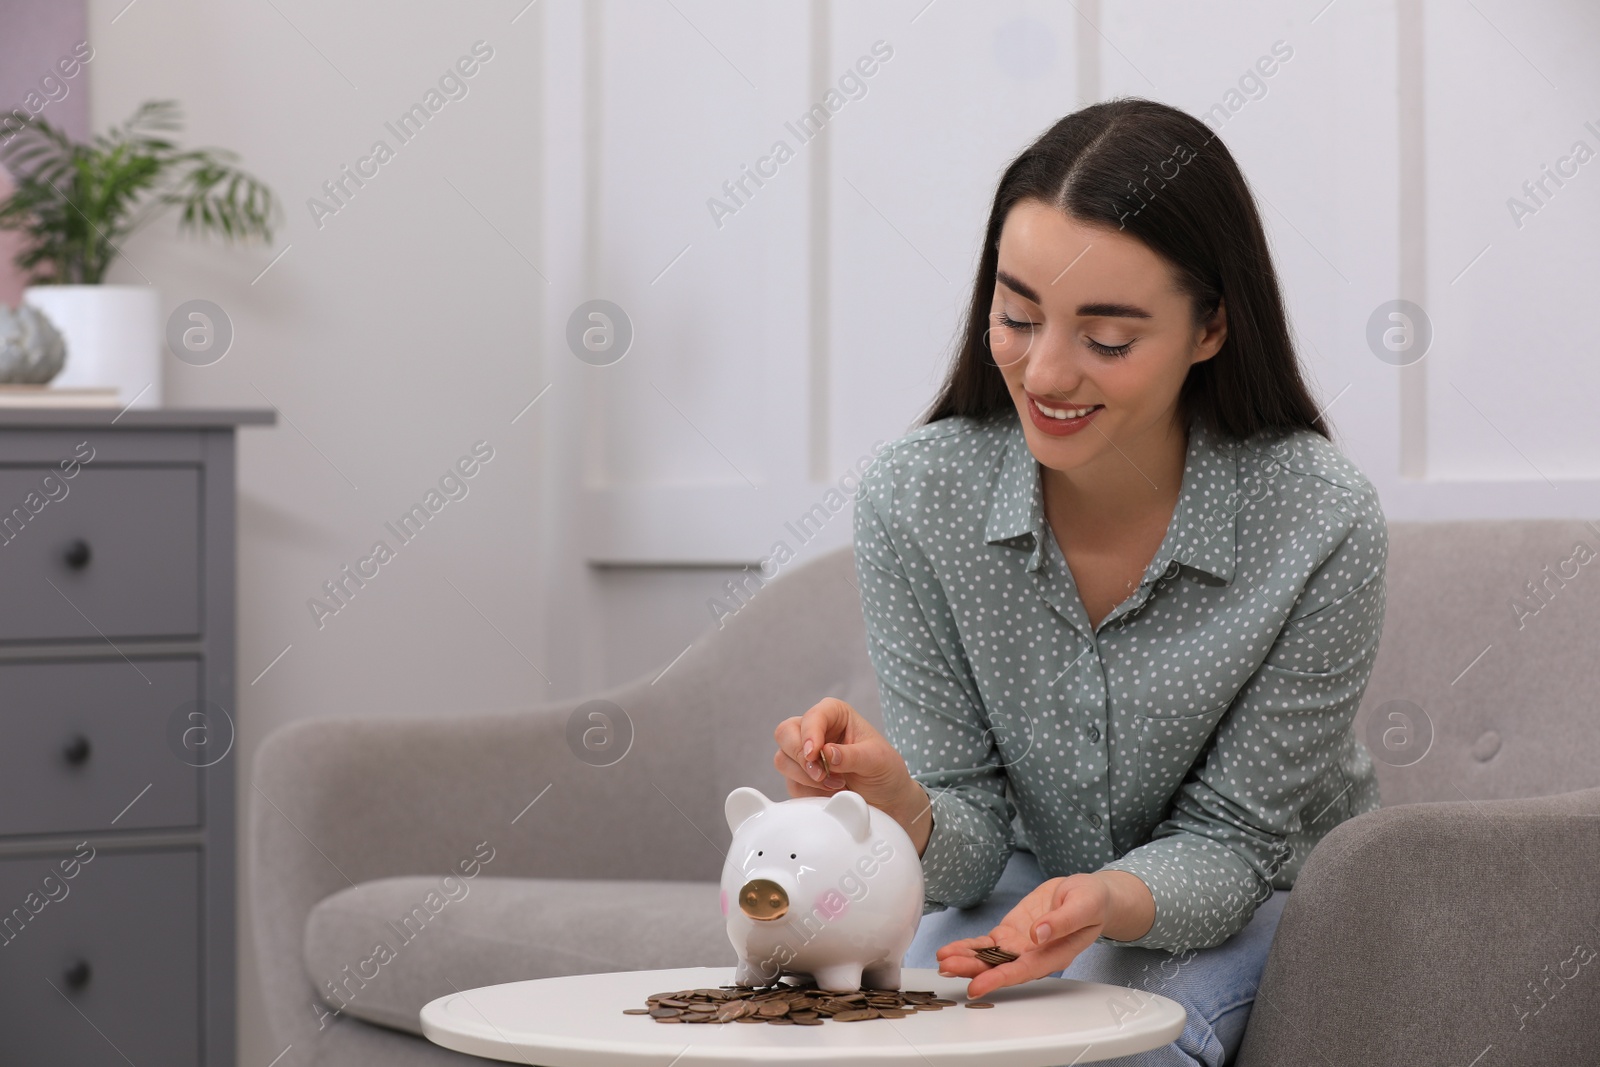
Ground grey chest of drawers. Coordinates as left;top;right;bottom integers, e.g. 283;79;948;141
0;407;274;1066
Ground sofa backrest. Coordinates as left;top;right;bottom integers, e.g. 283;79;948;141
1362;519;1600;806
726;519;1600;817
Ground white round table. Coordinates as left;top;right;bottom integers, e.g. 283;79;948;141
420;965;1186;1066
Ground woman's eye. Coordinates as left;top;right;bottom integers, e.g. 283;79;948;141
1087;337;1134;358
995;311;1034;331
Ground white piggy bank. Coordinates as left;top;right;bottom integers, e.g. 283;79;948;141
721;786;924;992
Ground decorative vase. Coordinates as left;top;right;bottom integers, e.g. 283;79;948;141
0;303;67;383
22;284;162;408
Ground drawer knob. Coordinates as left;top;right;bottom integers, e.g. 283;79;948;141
62;735;92;766
64;959;92;990
63;539;92;570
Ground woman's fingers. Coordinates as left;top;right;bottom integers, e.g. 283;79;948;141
797;698;855;784
772;739;831;792
774;710;844;788
1027;877;1104;948
966;924;1103;999
798;698;850;759
936;881;1111;999
944;929;1079;999
934;934;1010;958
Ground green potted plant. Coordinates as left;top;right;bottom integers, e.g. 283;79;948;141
0;99;278;406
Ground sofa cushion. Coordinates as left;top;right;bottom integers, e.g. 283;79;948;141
303;875;732;1035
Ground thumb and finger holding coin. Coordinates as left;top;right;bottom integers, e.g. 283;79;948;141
780;698;891;794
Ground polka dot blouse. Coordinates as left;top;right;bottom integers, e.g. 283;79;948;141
851;408;1387;953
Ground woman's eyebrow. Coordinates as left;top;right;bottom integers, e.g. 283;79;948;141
1076;301;1153;320
996;269;1152;319
996;268;1042;303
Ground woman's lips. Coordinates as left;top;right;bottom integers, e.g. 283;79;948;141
1026;395;1102;436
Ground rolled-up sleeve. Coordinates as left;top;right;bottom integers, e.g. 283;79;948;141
1095;485;1389;951
853;455;1014;913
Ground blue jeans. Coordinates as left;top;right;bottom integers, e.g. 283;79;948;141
902;849;1287;1066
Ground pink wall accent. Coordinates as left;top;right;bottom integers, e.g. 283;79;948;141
0;0;90;305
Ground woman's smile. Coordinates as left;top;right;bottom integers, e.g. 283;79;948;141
1025;391;1103;436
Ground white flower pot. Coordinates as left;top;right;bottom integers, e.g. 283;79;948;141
22;284;162;408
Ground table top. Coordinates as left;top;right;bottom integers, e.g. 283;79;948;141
0;407;276;428
420;966;1186;1067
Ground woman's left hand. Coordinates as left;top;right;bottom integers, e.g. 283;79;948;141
934;873;1115;1000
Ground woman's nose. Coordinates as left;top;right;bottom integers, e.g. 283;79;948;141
1022;353;1086;395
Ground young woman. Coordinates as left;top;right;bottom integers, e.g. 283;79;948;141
773;98;1388;1066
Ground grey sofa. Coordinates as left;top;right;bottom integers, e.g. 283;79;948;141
251;521;1600;1066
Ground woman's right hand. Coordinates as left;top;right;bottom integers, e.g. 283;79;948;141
772;697;917;813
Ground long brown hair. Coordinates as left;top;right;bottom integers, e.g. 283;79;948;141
920;97;1329;443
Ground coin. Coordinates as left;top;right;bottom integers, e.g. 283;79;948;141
820;745;832;780
974;945;1019;965
964;1001;996;1009
630;979;959;1025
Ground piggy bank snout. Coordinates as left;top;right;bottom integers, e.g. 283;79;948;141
737;878;789;921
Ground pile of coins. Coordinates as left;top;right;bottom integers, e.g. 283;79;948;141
974;946;1019;966
623;980;995;1024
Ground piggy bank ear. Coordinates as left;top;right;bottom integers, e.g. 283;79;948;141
822;790;871;843
725;787;772;834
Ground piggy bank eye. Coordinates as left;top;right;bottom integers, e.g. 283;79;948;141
757;851;762;856
790;853;797;859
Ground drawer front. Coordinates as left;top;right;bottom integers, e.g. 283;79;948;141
0;466;201;642
0;848;199;1066
0;659;200;836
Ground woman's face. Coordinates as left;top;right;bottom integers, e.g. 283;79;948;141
987;199;1226;476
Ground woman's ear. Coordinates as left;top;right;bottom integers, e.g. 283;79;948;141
1191;296;1227;365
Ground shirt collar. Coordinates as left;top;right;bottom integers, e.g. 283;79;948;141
983;411;1238;583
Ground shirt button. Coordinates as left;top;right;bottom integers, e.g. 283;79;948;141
1087;725;1100;742
1089;813;1102;827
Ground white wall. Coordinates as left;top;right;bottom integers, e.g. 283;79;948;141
77;0;1600;1063
559;0;1600;712
84;1;547;1061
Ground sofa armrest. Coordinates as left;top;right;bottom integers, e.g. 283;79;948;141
249;544;880;1064
1235;786;1600;1066
251;701;714;1061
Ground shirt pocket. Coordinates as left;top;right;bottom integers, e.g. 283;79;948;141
1133;699;1232;811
